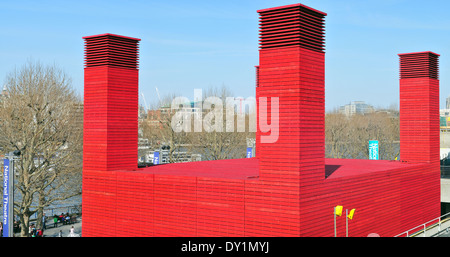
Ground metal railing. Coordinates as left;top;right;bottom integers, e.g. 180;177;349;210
394;212;450;237
441;166;450;178
1;204;82;222
37;204;82;219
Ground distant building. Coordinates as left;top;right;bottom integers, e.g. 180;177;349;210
446;96;450;109
339;101;374;116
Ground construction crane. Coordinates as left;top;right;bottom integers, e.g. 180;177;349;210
141;92;149;111
155;87;162;106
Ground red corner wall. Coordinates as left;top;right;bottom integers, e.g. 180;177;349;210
81;4;441;237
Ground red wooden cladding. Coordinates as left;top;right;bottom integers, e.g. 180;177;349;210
82;158;440;237
83;66;139;172
82;4;440;237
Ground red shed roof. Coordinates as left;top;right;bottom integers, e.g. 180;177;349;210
140;158;259;180
325;158;426;179
138;157;426;180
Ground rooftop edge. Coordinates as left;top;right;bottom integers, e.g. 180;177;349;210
257;3;327;16
398;51;440;57
82;33;141;41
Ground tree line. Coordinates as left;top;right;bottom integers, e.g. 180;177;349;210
139;86;255;162
325;110;399;160
140;89;400;163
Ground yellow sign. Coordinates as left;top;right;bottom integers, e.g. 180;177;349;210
335;205;343;216
347;209;356;220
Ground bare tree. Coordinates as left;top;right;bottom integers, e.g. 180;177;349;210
325;111;351;159
0;61;83;236
140;93;193;163
191;85;251;160
139;85;254;162
325;111;399;160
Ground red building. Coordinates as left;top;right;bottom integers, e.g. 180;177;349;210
81;4;440;237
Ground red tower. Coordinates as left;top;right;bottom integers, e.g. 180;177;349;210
398;52;441;228
82;33;140;235
251;3;327;235
257;4;326;183
399;52;440;165
83;33;140;171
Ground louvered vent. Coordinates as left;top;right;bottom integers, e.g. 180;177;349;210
399;51;439;79
83;33;141;69
258;3;327;52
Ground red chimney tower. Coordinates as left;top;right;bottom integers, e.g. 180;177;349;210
399;52;440;165
82;34;140;234
82;33;141;172
250;4;327;235
256;4;327;185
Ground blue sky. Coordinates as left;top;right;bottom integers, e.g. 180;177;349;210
1;0;450;111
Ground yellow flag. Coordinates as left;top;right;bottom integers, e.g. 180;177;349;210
335;205;343;216
347;209;356;220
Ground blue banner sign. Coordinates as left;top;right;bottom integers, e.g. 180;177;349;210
3;159;10;237
153;152;160;165
246;147;253;158
369;140;379;160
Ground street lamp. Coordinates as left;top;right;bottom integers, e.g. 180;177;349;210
2;150;21;237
